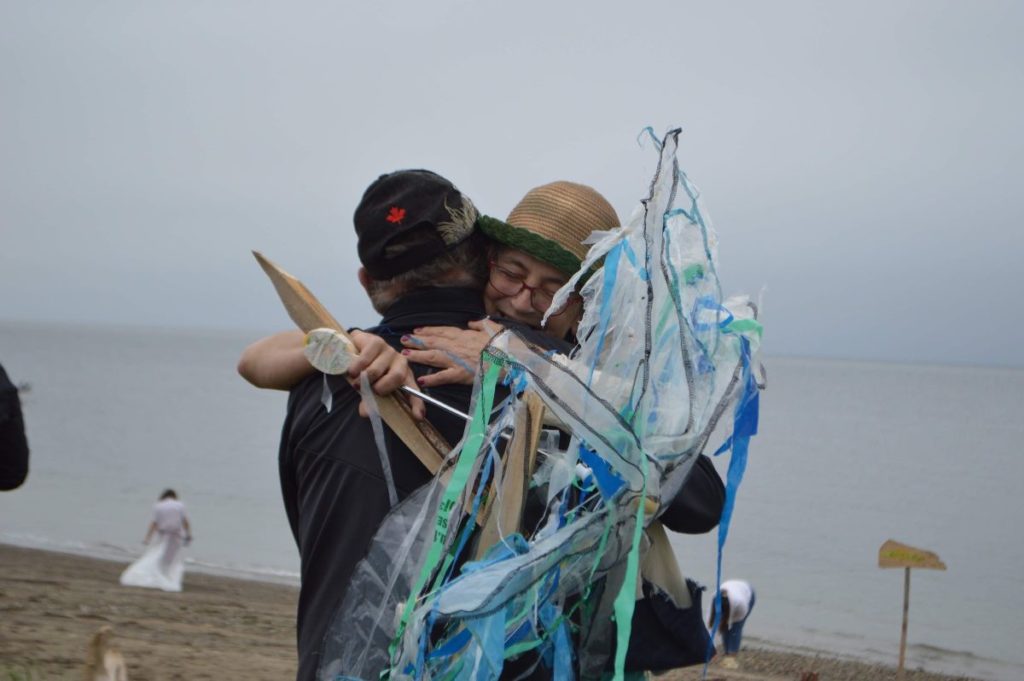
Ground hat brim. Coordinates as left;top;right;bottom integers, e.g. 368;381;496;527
478;215;586;278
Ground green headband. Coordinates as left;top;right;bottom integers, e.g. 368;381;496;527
477;215;582;277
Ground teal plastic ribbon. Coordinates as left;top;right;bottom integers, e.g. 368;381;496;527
609;457;648;679
389;362;501;671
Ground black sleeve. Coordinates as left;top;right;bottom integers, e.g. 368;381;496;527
494;319;575;354
658;454;724;535
0;364;30;491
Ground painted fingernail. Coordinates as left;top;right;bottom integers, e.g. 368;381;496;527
401;335;410;342
417;377;426;385
401;349;411;355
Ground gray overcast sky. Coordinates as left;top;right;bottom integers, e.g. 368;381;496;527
1;1;1021;366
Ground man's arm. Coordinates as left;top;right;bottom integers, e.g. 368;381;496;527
237;330;312;390
238;329;425;417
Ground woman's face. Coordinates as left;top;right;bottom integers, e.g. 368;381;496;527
483;248;582;339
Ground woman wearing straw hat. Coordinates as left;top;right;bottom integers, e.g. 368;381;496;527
402;183;721;679
398;180;616;384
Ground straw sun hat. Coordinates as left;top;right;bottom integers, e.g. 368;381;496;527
477;181;620;276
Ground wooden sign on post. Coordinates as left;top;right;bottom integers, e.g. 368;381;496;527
878;539;946;680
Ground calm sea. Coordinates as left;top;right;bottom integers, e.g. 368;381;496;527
1;322;1021;680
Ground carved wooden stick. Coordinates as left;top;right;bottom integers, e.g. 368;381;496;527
253;251;450;475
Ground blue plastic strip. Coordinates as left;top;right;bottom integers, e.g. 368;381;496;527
505;617;533;646
587;242;622;387
638;126;663;150
440;441;497;583
707;338;759;664
537;601;574;681
620;239;648;281
417;600;442;677
664;206;695;223
553;619;574;681
578;444;624;500
429;628;472;659
691;296;734;332
579;241;628;501
464;610;506;676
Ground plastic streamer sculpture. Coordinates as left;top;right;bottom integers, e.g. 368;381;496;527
319;128;764;680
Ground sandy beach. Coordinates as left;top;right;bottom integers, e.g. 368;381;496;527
1;544;297;680
0;544;978;681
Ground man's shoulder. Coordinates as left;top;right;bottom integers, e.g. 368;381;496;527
284;372;362;437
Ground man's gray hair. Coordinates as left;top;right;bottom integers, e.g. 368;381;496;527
365;232;489;313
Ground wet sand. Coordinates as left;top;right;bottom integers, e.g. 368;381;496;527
1;544;297;680
0;544;978;680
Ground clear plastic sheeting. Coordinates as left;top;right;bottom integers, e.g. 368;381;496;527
319;129;763;681
320;483;445;680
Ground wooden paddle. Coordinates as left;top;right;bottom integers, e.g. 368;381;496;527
252;251;450;476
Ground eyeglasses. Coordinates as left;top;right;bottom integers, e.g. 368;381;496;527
487;260;579;315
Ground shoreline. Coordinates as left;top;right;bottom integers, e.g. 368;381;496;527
0;544;983;680
1;543;298;680
0;534;302;587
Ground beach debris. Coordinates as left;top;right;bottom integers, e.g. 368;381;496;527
320;128;764;680
878;539;947;680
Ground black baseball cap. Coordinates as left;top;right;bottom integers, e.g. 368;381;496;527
354;169;480;279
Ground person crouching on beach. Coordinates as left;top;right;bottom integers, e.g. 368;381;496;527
711;579;756;667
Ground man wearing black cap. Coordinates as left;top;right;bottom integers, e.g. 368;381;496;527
269;170;492;681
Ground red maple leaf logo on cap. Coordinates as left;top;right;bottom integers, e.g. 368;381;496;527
386;206;406;224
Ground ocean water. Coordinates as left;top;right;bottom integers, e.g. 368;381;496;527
1;322;1021;680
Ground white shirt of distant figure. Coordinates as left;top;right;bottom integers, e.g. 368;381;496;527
119;489;192;592
721;579;753;623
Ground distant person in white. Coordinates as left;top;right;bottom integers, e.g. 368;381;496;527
119;489;192;592
710;579;756;665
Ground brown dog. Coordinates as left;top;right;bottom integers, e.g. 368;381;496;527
83;626;129;681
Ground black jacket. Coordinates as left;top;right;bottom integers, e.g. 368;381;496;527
0;363;29;491
279;287;494;681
